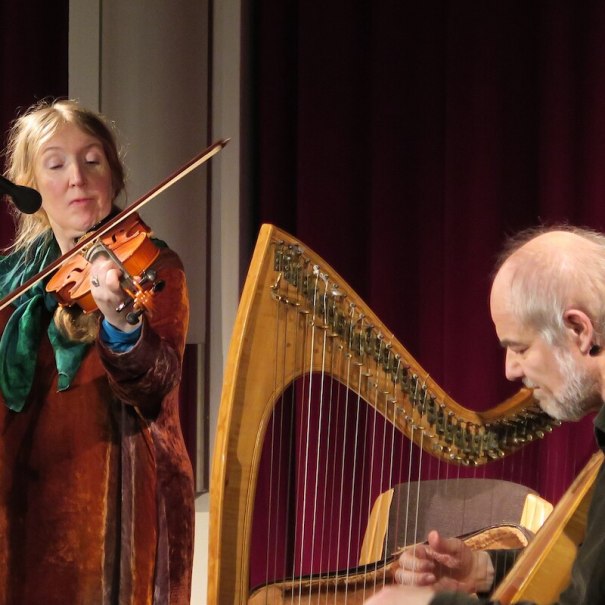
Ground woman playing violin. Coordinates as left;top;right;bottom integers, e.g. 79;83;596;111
0;99;194;604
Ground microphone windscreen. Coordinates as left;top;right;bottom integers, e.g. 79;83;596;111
12;186;43;214
0;176;42;214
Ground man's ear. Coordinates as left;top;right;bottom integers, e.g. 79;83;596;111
563;309;596;355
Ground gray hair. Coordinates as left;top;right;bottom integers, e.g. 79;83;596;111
496;225;605;346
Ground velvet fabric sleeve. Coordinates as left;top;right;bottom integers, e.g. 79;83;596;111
95;247;189;418
95;246;194;604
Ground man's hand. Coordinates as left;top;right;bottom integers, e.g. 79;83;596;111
393;530;494;594
364;585;435;605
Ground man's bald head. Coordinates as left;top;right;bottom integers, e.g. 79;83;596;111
491;227;605;421
491;226;605;346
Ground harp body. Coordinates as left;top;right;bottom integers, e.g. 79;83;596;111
492;450;603;604
208;224;561;605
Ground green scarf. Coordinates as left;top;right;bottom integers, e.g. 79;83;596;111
0;234;89;412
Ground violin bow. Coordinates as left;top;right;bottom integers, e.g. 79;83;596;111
0;138;230;311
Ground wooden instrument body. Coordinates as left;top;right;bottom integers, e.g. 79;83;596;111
208;225;559;605
492;451;603;604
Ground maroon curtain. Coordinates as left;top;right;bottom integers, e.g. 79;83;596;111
0;0;69;246
248;0;604;587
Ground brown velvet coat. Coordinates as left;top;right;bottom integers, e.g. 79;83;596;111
0;247;194;605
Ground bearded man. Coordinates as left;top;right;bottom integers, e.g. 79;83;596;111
365;227;605;605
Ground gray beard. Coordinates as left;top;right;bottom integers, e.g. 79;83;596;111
529;347;601;421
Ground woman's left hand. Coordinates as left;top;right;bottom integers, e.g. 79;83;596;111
89;257;141;332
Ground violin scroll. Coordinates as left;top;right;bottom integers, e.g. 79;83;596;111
117;266;166;325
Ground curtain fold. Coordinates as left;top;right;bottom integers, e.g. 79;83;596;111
0;0;69;247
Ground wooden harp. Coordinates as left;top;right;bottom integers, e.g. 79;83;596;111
208;224;562;605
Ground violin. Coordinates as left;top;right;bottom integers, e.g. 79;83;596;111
0;139;229;318
46;213;165;325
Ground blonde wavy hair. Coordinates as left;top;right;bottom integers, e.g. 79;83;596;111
4;98;125;252
3;99;126;342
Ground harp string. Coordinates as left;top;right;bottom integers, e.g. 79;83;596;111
381;355;403;587
282;276;298;586
325;340;344;590
313;273;331;586
368;346;397;594
301;268;331;594
294;282;311;593
380;342;403;591
296;268;319;588
334;318;359;592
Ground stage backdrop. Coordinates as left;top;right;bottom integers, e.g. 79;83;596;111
247;0;605;585
0;1;69;245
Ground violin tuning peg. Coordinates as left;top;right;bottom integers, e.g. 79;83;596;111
139;269;158;285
